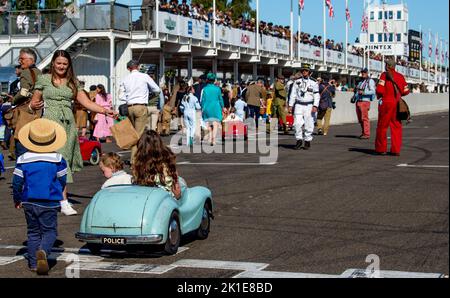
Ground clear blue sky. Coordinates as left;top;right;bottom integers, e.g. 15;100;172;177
93;0;449;46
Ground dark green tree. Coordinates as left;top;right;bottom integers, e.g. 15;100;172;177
191;0;255;19
45;0;66;9
229;0;254;19
16;0;38;10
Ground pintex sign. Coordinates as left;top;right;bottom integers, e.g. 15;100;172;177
364;43;404;56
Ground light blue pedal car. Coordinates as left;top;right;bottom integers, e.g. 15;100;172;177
75;178;213;255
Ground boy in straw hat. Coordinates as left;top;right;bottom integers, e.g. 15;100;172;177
12;118;68;275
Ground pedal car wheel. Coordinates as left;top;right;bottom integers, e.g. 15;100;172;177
164;212;181;255
197;202;211;240
87;243;102;255
89;148;100;165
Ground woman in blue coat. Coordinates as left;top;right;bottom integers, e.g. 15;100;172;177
201;73;224;146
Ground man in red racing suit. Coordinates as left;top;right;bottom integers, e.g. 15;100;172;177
375;59;410;156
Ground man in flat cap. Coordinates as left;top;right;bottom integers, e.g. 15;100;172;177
288;63;320;150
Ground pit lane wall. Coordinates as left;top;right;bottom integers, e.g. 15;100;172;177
330;92;450;125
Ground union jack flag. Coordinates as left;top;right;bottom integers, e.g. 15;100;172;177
429;32;433;57
346;7;352;29
326;0;334;18
299;0;305;11
361;13;368;32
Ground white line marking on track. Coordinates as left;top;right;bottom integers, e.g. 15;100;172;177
0;256;25;266
397;164;449;168
0;251;445;278
178;162;277;166
66;262;176;275
389;137;449;140
172;259;269;271
340;269;445;278
116;150;131;155
233;270;339;278
0;245;189;256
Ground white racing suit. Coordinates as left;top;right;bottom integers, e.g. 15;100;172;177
181;94;201;145
288;77;320;142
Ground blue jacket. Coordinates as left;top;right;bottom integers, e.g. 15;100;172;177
356;78;376;102
319;83;336;109
13;152;67;207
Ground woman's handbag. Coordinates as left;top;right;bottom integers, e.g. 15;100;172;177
392;82;411;122
110;118;139;149
397;98;411;122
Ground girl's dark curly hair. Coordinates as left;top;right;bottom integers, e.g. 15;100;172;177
132;129;178;187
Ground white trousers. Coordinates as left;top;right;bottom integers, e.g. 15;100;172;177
294;104;315;142
147;106;160;131
184;111;196;144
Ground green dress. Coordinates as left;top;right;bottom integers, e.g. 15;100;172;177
34;74;83;183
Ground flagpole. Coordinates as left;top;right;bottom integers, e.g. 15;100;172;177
213;0;216;49
256;0;259;56
428;29;431;83
440;38;443;85
290;0;294;62
363;0;366;69
298;5;301;61
323;0;327;66
345;0;349;70
435;32;438;85
419;24;422;83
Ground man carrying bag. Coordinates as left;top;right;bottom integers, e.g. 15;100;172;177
117;60;161;163
375;58;410;156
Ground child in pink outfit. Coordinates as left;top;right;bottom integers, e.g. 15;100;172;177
93;84;114;142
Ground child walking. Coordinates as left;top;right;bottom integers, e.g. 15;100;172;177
12;118;68;275
180;86;201;146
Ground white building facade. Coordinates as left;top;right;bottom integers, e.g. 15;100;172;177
359;1;409;58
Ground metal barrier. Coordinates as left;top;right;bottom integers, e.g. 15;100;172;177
0;9;66;37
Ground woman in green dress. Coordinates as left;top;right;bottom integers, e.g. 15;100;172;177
30;50;115;215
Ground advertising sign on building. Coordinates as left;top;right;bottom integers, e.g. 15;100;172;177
364;43;405;56
408;29;422;63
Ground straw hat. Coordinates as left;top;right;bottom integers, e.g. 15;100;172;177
18;119;67;153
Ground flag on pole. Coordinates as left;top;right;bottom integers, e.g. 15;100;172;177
325;0;334;18
299;0;305;10
346;7;352;29
361;13;368;32
435;37;439;58
429;32;433;57
442;40;445;63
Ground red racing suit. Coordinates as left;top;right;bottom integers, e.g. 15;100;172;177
375;70;410;154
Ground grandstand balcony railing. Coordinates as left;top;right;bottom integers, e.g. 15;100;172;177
0;2;130;67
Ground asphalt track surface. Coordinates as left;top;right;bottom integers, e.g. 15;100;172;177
0;112;448;278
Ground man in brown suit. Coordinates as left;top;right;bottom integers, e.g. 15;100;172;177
13;48;42;158
245;79;266;128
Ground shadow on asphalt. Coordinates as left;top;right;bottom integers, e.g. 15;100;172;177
348;148;379;155
278;144;297;150
335;135;362;139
